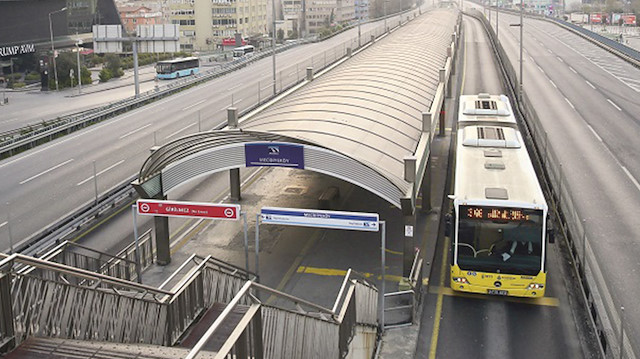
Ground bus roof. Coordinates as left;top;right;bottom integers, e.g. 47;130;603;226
458;93;516;127
156;57;198;64
453;94;546;210
233;45;254;50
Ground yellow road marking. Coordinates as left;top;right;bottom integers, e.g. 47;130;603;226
429;236;449;359
385;248;403;256
430;286;560;307
296;265;406;283
265;228;323;305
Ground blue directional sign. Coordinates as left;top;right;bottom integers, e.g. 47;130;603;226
260;207;379;232
245;143;304;169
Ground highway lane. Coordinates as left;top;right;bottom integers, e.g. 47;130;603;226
415;14;584;359
0;16;402;134
0;11;417;250
493;9;640;356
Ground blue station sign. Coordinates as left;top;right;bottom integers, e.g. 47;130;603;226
245;143;304;169
261;207;380;232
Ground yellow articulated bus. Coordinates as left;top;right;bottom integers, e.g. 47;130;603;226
445;94;554;298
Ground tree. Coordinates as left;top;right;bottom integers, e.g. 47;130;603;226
288;29;298;39
277;28;285;42
104;54;123;78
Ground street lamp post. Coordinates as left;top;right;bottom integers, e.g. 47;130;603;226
76;38;83;95
272;0;277;94
510;1;524;100
49;7;67;92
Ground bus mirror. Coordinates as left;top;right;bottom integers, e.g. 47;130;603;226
444;213;452;237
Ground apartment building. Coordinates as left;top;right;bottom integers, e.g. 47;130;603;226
169;0;267;51
118;6;163;33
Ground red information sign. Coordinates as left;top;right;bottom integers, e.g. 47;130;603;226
137;199;240;220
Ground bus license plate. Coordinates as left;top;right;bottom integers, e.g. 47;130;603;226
488;289;508;296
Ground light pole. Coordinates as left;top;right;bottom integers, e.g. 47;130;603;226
272;0;277;94
510;0;524;100
49;7;67;92
75;38;83;95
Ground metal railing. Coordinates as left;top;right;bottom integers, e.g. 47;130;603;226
472;10;637;359
0;252;254;353
186;270;380;359
383;250;423;329
25;228;155;282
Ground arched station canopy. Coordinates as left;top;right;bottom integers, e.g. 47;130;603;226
136;9;459;209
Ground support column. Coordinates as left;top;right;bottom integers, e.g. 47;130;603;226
228;108;241;201
155;209;171;265
421;158;432;213
402;212;417;278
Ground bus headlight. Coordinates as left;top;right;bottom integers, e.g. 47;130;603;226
453;277;469;284
527;283;544;290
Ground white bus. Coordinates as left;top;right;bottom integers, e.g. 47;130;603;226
446;93;554;298
232;45;255;58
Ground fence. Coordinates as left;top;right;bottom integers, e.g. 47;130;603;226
0;253;254;353
383;250;423;328
471;10;637;359
185;270;380;359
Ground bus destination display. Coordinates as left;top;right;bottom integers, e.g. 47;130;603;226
461;206;538;222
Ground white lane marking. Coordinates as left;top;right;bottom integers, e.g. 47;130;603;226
165;123;197;139
20;159;74;185
181;99;206;111
565;98;575;109
1;118;19;124
569;67;577;74
547;49;553;54
76;159;125;186
607;99;622;111
119;124;152;139
0;221;6;229
537;65;545;74
586;124;603;142
622;166;640;193
586;80;596;89
549;80;557;88
557;57;564;63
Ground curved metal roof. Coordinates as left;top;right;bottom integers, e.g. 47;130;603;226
240;9;458;194
137;9;459;207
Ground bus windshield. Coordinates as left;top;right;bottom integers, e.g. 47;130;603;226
156;63;173;74
456;206;543;275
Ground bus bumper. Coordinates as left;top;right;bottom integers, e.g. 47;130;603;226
450;266;546;298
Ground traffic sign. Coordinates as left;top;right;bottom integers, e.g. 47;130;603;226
260;207;379;232
137;199;240;220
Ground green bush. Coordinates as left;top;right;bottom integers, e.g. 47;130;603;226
24;72;41;82
99;68;112;82
10;72;22;80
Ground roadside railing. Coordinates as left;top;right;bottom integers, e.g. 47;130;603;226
185;269;380;359
0;252;255;353
11;12;412;258
472;9;637;359
383;250;423;328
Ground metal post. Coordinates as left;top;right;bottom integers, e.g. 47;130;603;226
619;306;625;359
93;161;99;205
255;214;260;281
272;0;277;95
76;39;82;95
496;5;499;41
358;13;362;48
133;40;140;98
49;7;66;92
242;212;249;272
131;205;143;284
519;0;524;99
380;221;386;333
6;206;14;254
581;219;586;272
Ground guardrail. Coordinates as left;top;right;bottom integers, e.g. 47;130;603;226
0;10;418;161
383;250;423;329
470;9;637;359
13;9;417;260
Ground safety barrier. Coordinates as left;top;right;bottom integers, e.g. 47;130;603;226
471;9;637;359
383;250;423;328
185;270;379;359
